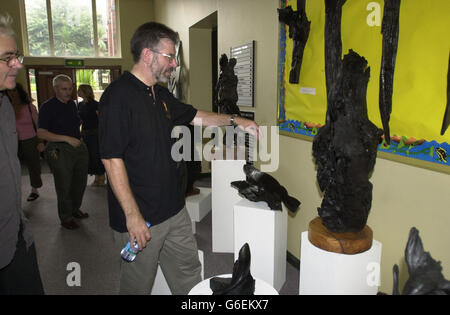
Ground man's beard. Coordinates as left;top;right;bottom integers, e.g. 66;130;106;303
151;56;172;84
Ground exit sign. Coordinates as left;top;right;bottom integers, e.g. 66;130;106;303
65;59;84;67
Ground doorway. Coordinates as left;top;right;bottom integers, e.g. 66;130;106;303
189;11;218;112
188;12;218;174
26;65;121;108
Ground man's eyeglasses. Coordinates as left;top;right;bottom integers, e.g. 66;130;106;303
0;52;24;67
150;50;176;63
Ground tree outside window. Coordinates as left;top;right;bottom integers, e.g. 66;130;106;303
23;0;119;58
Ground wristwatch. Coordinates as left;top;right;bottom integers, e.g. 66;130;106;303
230;114;238;127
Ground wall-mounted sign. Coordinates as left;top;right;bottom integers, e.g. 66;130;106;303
231;41;255;107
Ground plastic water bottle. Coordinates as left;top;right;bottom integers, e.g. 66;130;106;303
120;221;151;262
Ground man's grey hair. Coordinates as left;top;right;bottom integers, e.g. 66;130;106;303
53;74;72;87
0;13;15;38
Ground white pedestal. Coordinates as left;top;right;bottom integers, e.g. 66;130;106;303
233;199;287;292
188;274;278;295
186;187;212;222
151;250;204;295
299;231;382;295
211;159;246;253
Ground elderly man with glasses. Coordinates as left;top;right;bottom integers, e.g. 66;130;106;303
0;13;44;295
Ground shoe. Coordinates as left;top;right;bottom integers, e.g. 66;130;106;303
91;181;106;187
61;220;80;230
73;209;89;219
27;192;39;202
185;187;201;197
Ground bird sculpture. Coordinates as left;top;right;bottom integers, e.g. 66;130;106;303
231;164;301;213
392;227;450;295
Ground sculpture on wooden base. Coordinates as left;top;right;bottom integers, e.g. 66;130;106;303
312;0;383;235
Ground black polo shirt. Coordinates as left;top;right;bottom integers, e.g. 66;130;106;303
99;71;197;232
38;97;82;139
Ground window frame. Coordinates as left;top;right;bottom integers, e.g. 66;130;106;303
20;0;121;59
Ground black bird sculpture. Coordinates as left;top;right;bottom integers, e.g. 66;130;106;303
210;243;255;295
231;164;301;213
393;227;450;295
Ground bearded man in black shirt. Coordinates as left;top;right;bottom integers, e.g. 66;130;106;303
99;22;260;295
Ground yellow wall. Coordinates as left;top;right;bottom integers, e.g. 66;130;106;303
153;0;450;293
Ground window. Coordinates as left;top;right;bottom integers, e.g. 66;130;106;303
22;0;119;58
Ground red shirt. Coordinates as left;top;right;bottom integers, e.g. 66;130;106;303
15;103;37;140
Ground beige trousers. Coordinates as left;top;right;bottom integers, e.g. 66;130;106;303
113;207;202;295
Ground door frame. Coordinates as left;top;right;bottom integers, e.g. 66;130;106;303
25;65;121;108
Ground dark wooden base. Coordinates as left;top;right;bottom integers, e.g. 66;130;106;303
308;217;373;255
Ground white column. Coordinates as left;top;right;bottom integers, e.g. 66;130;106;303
233;198;287;292
299;231;382;295
211;159;246;253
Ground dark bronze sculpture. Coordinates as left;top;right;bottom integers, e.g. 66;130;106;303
379;0;401;144
231;164;301;213
312;0;383;233
440;54;450;136
278;0;311;84
215;54;241;116
210;243;255;295
215;53;248;148
392;227;450;295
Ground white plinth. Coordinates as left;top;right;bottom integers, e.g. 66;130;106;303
211;159;246;253
233;199;287;292
299;231;382;295
151;250;204;295
188;274;278;295
186;187;212;222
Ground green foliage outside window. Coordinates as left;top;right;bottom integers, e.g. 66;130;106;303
24;0;116;57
